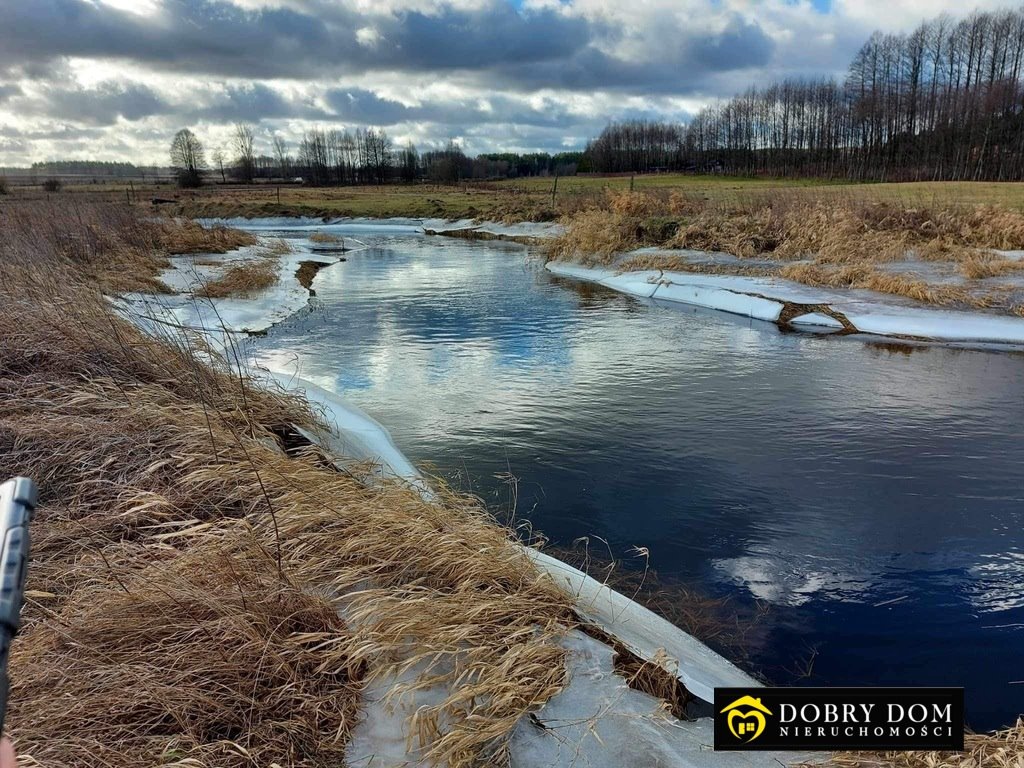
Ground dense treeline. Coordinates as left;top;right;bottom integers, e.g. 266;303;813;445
168;122;582;187
587;7;1024;181
287;133;581;185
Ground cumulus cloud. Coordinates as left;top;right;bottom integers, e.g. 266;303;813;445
0;0;1005;164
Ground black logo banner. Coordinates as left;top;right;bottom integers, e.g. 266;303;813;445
714;687;964;751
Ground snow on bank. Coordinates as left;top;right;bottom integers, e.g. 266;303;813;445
547;261;1024;346
117;241;338;337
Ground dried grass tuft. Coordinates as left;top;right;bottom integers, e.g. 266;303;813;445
778;263;976;306
156;218;258;255
309;231;343;244
193;240;291;298
830;718;1024;768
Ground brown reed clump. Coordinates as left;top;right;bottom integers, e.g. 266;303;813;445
829;717;1024;768
0;202;256;294
548;195;1024;312
155;218;258;255
309;231;343;244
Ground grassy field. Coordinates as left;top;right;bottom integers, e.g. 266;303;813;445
7;174;1024;220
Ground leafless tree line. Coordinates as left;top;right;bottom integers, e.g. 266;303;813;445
588;7;1024;181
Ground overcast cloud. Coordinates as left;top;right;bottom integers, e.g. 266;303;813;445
0;0;1014;165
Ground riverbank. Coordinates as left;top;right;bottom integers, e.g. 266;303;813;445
1;202;1019;766
0;203;576;766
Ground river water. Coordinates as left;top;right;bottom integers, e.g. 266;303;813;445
251;226;1024;730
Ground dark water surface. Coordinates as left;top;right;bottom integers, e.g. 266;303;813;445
254;229;1024;730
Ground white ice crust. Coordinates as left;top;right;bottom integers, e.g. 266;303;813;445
197;216;564;240
547;260;1024;345
118;243;317;335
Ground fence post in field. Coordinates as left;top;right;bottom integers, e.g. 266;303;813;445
630;174;635;192
551;174;558;208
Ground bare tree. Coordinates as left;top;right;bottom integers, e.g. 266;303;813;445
169;128;205;188
211;147;227;183
271;134;289;179
233;123;256;183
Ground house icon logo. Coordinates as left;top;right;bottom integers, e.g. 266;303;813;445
720;695;773;742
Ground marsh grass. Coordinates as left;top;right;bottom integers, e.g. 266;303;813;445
308;231;343;244
0;202;256;294
832;718;1024;768
0;203;576;767
156;218;257;255
193;242;291;299
548;191;1024;311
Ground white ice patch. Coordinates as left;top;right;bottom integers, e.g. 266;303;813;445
547;261;1024;345
526;550;758;703
510;630;806;768
789;312;845;329
258;369;426;492
118;243;319;336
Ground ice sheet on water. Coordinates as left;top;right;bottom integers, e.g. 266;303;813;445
547;260;1024;345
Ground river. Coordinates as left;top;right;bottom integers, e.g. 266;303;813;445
249;225;1024;730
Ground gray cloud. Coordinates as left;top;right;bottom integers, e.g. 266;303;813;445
323;88;576;129
0;0;773;94
31;81;171;125
0;0;597;84
188;83;329;123
0;84;20;104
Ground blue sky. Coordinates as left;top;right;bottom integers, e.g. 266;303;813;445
0;0;1009;165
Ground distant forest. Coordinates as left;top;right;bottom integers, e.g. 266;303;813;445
586;7;1024;181
22;7;1024;187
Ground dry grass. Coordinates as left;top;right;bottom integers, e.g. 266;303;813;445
832;718;1024;768
548;193;1024;312
547;208;637;264
778;263;978;307
308;231;343;244
0;202;257;294
155;218;257;255
193;240;290;299
958;255;1024;279
0;202;576;767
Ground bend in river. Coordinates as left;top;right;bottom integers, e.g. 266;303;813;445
248;224;1024;731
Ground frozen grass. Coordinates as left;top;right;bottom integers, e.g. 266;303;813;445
0;203;575;767
193;241;290;299
308;231;344;244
